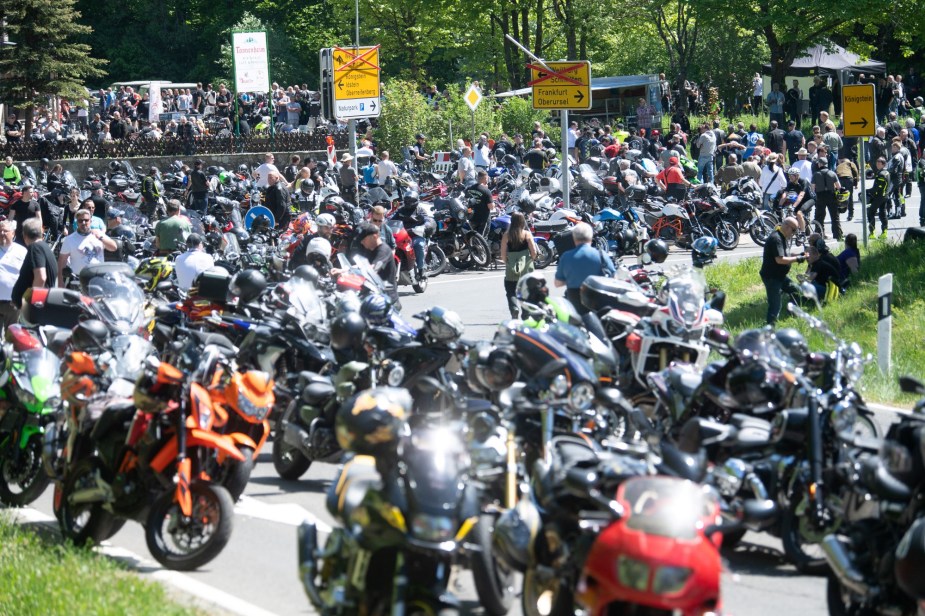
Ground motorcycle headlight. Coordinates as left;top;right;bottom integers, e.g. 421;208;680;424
549;374;568;397
238;390;271;421
616;555;650;591
652;565;692;594
384;361;405;387
568;382;595;412
411;514;455;542
830;400;858;435
844;356;865;384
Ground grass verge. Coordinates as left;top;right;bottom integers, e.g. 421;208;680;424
0;514;197;616
704;238;925;407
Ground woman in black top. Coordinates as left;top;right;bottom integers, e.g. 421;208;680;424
500;212;537;318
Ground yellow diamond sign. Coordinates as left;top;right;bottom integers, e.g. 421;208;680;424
464;84;482;112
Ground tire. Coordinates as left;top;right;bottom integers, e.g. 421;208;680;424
808;219;824;238
781;494;830;575
521;565;573;616
749;212;778;246
470;515;516;616
715;219;740;250
219;446;254;502
145;481;235;571
56;458;120;547
467;233;491;268
412;272;428;294
0;433;50;507
825;575;855;616
425;245;448;277
272;409;313;480
534;241;555;269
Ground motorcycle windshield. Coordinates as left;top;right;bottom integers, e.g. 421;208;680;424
223;232;242;259
86;273;147;332
12;348;61;405
61;171;78;189
665;270;707;328
106;334;154;381
287;278;326;325
404;428;466;516
619;476;716;540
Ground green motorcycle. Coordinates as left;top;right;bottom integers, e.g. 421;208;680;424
0;325;62;506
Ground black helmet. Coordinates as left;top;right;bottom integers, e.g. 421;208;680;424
237;164;249;174
360;294;392;326
108;161;121;172
896;517;925;599
774;328;809;364
503;154;518;168
299;179;315;193
229;269;267;304
336;387;411;457
403;191;419;208
40;158;50;168
644;239;669;264
330;311;367;350
207;165;220;176
71;319;111;353
515;272;549;306
691;236;718;268
252;214;271;233
292;264;319;285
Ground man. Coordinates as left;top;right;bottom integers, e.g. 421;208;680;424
566;120;579;159
186;160;209;214
58;209;118;285
868;127;887;167
523;140;547;172
11;219;56;310
759;216;806;325
766;83;786;125
752;73;764;112
368;205;395;250
410;133;429;169
253;153;280;189
743;124;762;160
693;123;716;184
786;80;803;125
377;151;399;187
778;167;815;232
637;97;655;132
338;153;358;205
473;133;492;170
105;208;136;262
765;120;786;157
4;114;23;143
141;166;163;221
284;155;301;184
353;222;398;305
457;146;476;186
264;171;291;229
656;156;690;200
835;156;860;221
811;157;842;240
466;170;493;235
554;222;616;314
10;185;42;246
155;199;192;256
785;121;806;164
174;233;215;292
3;156;22;185
392;192;431;279
0;221;27;325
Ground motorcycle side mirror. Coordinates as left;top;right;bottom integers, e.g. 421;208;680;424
156;280;174;293
800;281;822;310
709;290;726;313
707;327;730;346
899;375;925;395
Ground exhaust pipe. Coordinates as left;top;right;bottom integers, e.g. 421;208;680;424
820;535;870;596
281;420;311;451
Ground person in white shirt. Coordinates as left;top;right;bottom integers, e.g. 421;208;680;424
759;154;788;208
792;148;814;183
457;147;476;186
57;210;118;285
0;220;26;326
377;150;399;185
567;120;579;160
473;134;492;169
253;152;281;189
174;233;215;291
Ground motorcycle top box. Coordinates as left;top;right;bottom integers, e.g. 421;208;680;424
20;288;85;329
580;276;655;317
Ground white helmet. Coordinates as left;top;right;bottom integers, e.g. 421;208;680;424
315;213;336;228
306;237;332;257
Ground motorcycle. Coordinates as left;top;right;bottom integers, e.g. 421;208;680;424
431;197;490;271
387;219;442;293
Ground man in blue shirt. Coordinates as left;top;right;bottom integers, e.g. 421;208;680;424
554;222;616;314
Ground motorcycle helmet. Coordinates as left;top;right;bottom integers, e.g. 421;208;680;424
466;343;519;393
299;179;315;193
515;272;549;305
229;268;267;304
201;215;219;233
251;214;272;233
291;264;319;286
787;167;801;178
207;165;220;176
322;195;346;215
403;191;420;208
330;311;367;351
774;328;809;364
423;306;465;343
306;237;332;258
492;497;541;572
691;236;718;268
315;213;336;229
108;161;122;173
895;517;925;599
237;164;249;175
733;328;767;356
291;213;312;235
218;171;230;185
360;294;392;326
644;238;669;264
545;148;557;161
335;387;411;457
70;319;111;353
336;291;362;316
135;257;174;292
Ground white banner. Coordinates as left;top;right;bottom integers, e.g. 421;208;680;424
148;82;162;124
232;31;270;93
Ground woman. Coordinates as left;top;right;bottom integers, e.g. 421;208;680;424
759;153;787;209
836;233;861;285
500;211;537;318
47;164;66;193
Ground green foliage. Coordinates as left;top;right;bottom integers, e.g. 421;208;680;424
214;13;309;88
0;516;197;616
498;96;554;139
375;79;443;160
435;83;501;149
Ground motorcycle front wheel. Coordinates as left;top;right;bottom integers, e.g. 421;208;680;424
0;432;50;506
471;515;516;616
749;211;778;246
55;457;122;547
466;233;491;268
781;494;830;575
145;481;234;571
425;245;448;277
714;219;740;250
217;446;254;502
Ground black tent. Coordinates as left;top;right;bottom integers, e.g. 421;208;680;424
762;43;885;77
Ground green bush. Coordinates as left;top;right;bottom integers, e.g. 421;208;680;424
498;96;553;139
375;79;443;161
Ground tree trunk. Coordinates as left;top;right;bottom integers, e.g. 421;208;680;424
521;7;530;86
533;0;544;61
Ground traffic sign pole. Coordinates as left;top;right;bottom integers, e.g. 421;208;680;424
860;137;868;249
562;110;570;210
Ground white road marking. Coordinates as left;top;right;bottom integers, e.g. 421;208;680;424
235;495;333;532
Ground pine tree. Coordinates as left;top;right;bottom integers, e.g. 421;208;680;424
0;0;106;134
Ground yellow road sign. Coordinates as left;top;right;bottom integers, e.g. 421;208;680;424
332;46;381;119
464;84;482;111
842;83;876;138
529;61;592;110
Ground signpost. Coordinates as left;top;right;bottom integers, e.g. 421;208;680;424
331;45;381;120
232;31;272;139
528;61;592;111
464;83;482;145
843;83;876;248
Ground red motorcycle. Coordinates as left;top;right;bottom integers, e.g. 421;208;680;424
386;219;445;293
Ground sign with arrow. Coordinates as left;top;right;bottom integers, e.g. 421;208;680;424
527;60;592;111
842;83;876;138
331;45;381;120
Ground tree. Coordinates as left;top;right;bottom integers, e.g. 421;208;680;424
0;0;106;133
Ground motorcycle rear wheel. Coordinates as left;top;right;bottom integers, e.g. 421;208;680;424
749;212;778;246
56;458;121;547
534;241;554;269
825;575;856;616
145;481;234;571
0;432;50;507
272;409;313;480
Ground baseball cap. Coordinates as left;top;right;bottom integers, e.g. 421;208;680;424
668;156;679;165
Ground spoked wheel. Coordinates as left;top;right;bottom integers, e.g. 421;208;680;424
715;219;740;250
521;566;573;616
0;433;50;507
412;270;428;293
145;481;234;571
749;212;778;246
534;241;554;269
466;233;491;268
424;245;448;277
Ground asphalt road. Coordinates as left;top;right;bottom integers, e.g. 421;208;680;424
7;187;923;616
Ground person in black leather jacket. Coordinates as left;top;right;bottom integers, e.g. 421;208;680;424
392;191;432;277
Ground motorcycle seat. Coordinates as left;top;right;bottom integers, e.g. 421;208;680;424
532;219;569;233
89;402;137;442
326;454;381;522
303;380;335;405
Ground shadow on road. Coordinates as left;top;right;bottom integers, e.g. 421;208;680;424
723;541;803;577
246;475;332;494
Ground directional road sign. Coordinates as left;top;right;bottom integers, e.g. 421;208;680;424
842;83;876;138
528;60;592;110
332;45;381;120
464;84;483;111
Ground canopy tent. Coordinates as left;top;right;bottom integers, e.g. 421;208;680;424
762;43;885;77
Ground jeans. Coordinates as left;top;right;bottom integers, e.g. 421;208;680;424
697;155;715;184
504;279;520;318
412;236;426;270
191;194;208;214
761;275;801;325
828;150;837;171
